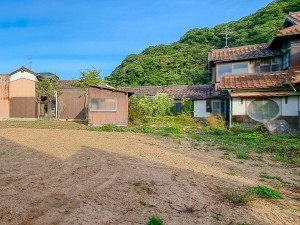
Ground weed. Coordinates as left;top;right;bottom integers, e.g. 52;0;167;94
250;163;264;167
235;150;251;160
259;172;285;183
239;133;262;141
275;182;285;189
139;200;147;206
88;124;127;132
204;115;227;134
221;152;231;160
141;125;152;133
229;167;237;176
223;187;256;205
133;181;156;194
251;186;283;199
147;216;164;225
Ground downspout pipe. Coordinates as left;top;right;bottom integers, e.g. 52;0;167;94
227;90;232;129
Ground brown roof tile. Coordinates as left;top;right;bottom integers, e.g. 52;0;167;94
218;71;289;90
277;11;300;36
120;85;215;100
277;24;300;36
208;43;273;62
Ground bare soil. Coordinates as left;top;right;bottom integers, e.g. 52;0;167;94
0;128;299;225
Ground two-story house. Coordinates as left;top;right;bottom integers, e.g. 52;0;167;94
194;11;300;130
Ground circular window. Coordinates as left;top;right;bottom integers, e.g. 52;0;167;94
247;99;280;122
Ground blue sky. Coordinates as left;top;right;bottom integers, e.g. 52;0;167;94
0;0;273;80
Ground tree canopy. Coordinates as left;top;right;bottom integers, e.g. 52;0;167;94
72;68;104;88
105;0;300;87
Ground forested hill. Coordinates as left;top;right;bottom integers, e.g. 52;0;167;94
106;0;300;87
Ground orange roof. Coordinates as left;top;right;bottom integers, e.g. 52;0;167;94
277;11;300;36
218;71;289;90
208;43;273;62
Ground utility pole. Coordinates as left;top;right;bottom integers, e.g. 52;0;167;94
221;26;234;48
28;56;32;69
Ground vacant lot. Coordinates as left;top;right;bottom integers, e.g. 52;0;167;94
0;125;299;224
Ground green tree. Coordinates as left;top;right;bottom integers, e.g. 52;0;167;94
36;75;62;119
106;0;300;87
72;67;104;88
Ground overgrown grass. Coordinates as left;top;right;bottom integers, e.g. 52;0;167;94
259;172;285;183
224;185;283;205
191;124;300;165
251;186;283;199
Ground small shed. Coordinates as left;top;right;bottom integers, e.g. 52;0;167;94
88;85;131;126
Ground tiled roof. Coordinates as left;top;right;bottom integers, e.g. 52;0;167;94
218;71;289;90
289;69;300;83
231;91;298;98
277;24;300;36
208;43;273;62
120;85;215;100
277;11;300;36
59;80;80;89
9;66;41;77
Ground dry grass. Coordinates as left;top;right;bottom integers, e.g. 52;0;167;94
0;120;88;130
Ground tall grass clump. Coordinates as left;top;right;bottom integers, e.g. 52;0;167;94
203;114;227;134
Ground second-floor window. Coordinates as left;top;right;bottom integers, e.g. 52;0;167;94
217;62;248;80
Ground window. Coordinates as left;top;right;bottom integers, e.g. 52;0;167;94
282;52;289;69
217;63;248;80
212;101;221;116
172;103;182;114
90;98;117;111
247;99;280;121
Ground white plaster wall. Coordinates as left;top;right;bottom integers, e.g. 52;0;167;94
281;96;299;116
194;100;210;118
10;71;37;82
232;98;246;115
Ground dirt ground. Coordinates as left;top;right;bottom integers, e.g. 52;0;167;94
0;128;299;225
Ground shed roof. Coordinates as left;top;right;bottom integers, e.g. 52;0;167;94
208;43;273;63
89;84;131;94
120;85;215;100
59;80;79;89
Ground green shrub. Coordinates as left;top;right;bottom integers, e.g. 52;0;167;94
152;93;173;116
147;217;164;225
251;186;283;199
164;125;183;134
